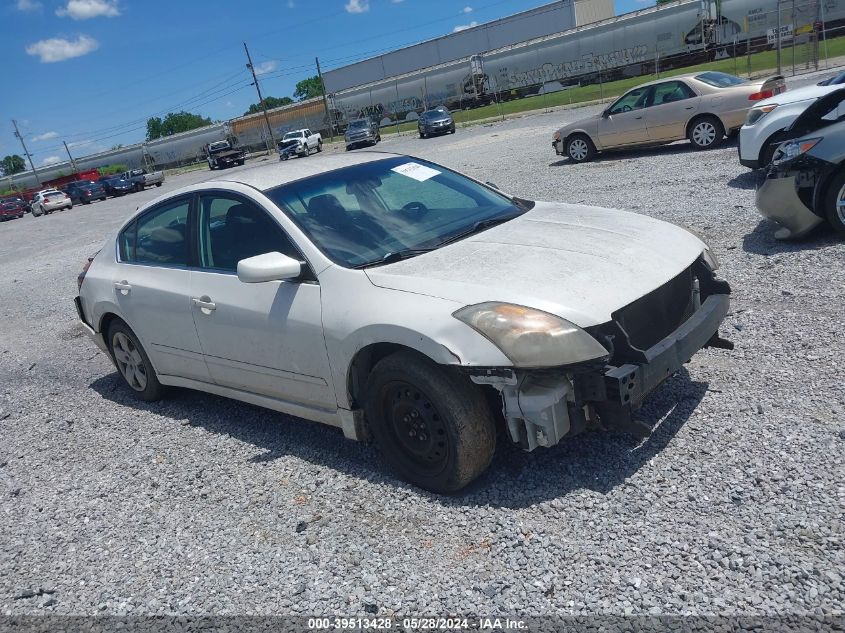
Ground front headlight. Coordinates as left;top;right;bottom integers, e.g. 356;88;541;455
452;302;608;368
773;137;822;164
553;131;562;142
745;104;778;126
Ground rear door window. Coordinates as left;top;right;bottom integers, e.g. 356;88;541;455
123;198;191;266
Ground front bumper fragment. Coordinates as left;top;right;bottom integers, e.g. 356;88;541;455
755;173;824;239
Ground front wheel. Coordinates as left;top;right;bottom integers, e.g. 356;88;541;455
155;182;163;186
566;134;596;163
364;351;496;493
823;170;845;236
108;320;165;402
689;116;724;150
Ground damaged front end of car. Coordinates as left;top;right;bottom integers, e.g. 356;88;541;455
462;256;732;451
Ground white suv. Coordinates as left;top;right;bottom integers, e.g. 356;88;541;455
739;71;845;169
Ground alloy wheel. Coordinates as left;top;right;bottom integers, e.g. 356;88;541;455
568;138;589;161
382;381;449;476
837;183;845;225
693;122;717;147
112;332;147;391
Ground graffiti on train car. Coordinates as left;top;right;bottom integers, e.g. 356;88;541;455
506;45;649;87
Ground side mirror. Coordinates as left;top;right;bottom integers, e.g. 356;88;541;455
237;252;302;283
601;109;610;118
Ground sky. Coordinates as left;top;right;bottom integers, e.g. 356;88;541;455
1;0;650;169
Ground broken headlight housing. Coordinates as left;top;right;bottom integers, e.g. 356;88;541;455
773;138;822;164
453;302;609;368
745;104;778;126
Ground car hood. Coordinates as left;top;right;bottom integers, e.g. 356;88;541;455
558;113;601;135
346;128;372;136
423;117;452;124
757;82;841;107
364;202;706;327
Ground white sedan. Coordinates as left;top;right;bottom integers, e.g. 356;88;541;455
31;189;72;216
76;153;731;492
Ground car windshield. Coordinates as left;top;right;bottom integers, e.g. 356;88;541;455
264;156;524;268
820;71;845;85
348;120;369;129
423;110;446;119
283;132;305;140
209;142;229;151
695;71;747;88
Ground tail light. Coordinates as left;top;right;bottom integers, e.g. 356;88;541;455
78;256;94;290
749;90;774;101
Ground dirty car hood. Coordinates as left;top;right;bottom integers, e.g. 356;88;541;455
365;202;706;327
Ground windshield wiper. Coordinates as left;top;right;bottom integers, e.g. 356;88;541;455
356;248;434;269
436;213;521;247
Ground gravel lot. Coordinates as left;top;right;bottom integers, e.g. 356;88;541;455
1;69;843;619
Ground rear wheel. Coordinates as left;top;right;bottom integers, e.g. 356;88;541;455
689;115;724;150
156;181;163;186
566;134;595;163
317;141;323;152
364;351;496;493
823;170;845;236
108;320;164;402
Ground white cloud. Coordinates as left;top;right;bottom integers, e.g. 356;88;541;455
25;35;99;62
345;0;368;13
462;6;473;13
253;60;277;75
32;131;59;142
41;156;62;166
287;0;295;6
67;139;94;149
56;0;120;20
453;20;477;32
16;0;42;12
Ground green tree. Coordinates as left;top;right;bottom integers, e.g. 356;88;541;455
1;154;26;176
145;111;213;141
244;96;294;115
293;75;324;101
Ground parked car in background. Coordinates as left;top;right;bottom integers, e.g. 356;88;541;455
344;119;380;151
98;176;134;197
739;71;845;169
554;71;786;162
75;152;731;493
64;180;107;205
418;108;456;138
279;129;322;159
756;88;845;239
30;190;72;216
0;199;26;220
119;168;165;191
0;196;29;216
204;140;247;170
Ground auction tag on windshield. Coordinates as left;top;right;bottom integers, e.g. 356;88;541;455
391;162;440;182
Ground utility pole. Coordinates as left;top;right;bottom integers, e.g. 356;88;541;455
12;119;41;186
244;41;276;155
315;57;334;143
63;141;80;174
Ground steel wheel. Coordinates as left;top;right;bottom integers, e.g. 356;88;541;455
112;331;147;391
382;381;450;476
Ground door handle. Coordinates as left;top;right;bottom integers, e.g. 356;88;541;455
635;116;643;119
685;106;694;110
192;297;216;312
114;281;131;295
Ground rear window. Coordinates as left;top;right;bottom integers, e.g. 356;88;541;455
695;72;747;88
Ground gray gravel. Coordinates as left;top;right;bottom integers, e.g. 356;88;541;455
0;68;843;618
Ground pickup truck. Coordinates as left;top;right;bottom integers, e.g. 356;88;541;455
119;168;165;192
205;140;247;170
278;129;322;160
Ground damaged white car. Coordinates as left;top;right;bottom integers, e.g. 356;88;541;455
75;153;731;493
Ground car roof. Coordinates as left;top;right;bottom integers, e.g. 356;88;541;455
209;151;402;192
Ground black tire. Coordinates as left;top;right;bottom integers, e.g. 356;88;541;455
317;141;323;152
156;181;163;186
364;351;496;493
823;169;845;236
566;134;596;163
688;115;725;150
107;320;165;402
419;130;426;139
82;198;90;205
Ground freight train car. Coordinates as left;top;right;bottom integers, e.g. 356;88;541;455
328;0;844;125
